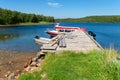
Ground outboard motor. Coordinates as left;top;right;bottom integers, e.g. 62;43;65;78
35;36;39;39
88;31;96;40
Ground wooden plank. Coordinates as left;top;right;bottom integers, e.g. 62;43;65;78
56;31;101;52
40;30;102;53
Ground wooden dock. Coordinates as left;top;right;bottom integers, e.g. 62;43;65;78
40;31;102;53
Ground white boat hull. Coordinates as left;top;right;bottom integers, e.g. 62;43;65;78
46;30;58;36
34;37;51;44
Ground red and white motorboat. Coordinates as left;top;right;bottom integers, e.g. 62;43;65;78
46;30;58;36
55;24;86;32
46;23;86;36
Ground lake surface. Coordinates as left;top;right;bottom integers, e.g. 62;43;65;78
0;22;120;52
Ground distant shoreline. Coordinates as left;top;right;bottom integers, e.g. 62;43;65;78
55;16;120;23
0;22;54;27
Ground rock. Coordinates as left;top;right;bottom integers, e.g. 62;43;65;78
36;52;45;59
30;61;37;67
7;72;15;80
16;70;21;74
15;70;21;75
41;56;45;60
5;74;9;78
15;74;20;79
23;63;28;68
14;70;21;79
24;66;31;72
5;71;11;78
38;59;42;63
32;57;38;62
30;67;38;71
38;53;45;59
23;57;32;68
37;63;41;67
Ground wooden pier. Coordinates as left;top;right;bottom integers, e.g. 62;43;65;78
40;31;102;53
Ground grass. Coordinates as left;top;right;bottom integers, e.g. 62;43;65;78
18;50;120;80
19;21;53;25
0;21;53;27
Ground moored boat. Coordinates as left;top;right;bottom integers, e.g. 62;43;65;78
46;23;86;36
34;36;51;44
55;25;86;32
46;30;59;37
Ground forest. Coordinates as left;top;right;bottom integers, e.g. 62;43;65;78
56;16;120;23
0;8;54;25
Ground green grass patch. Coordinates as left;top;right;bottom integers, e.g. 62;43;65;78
18;21;53;25
18;50;120;80
0;21;53;27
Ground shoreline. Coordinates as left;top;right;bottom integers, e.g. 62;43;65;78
0;22;54;27
0;50;36;79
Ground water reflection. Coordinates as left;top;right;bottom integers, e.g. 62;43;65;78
0;34;20;41
0;24;54;52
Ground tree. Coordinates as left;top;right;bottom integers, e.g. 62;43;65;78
0;7;55;25
32;15;39;23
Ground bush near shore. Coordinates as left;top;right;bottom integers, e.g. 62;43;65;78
18;50;120;80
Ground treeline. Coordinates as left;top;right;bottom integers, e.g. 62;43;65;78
0;8;54;25
56;16;120;23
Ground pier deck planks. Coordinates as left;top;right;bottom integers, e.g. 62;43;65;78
41;31;101;53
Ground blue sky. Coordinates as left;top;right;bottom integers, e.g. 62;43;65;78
0;0;120;18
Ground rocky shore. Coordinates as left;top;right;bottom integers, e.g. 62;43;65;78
0;50;36;79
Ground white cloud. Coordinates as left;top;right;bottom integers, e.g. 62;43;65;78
47;2;63;7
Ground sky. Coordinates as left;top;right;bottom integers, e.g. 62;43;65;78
0;0;120;18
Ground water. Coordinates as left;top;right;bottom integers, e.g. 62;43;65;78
0;22;120;52
0;24;55;52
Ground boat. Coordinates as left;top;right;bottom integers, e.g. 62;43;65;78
34;36;51;44
46;23;86;36
55;24;86;32
46;30;59;37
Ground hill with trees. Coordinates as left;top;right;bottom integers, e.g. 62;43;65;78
56;16;120;23
0;8;54;25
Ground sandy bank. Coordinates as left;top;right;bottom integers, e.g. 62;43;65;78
0;50;36;78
